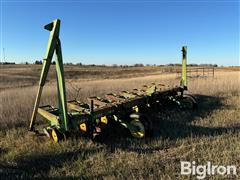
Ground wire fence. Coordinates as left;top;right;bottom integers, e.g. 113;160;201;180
176;67;215;78
161;66;215;78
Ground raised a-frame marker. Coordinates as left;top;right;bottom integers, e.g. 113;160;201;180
29;19;68;132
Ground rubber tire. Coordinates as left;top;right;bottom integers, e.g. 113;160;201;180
51;128;64;143
130;113;153;137
182;94;198;110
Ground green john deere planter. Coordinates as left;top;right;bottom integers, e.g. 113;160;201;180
29;19;197;142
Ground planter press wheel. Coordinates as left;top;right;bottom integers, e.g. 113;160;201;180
129;113;153;138
180;94;198;110
50;128;64;143
129;119;145;138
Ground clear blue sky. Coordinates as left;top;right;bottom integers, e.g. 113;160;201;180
0;0;239;66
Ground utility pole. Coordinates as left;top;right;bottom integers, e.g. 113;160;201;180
3;48;5;63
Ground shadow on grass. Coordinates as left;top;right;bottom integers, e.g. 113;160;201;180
152;94;238;139
0;146;103;179
1;94;239;178
95;94;240;150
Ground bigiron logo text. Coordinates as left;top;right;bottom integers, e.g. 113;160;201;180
180;161;237;179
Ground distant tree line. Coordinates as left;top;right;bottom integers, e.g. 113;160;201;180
1;60;219;68
165;63;218;67
34;60;56;65
34;60;42;64
0;62;16;65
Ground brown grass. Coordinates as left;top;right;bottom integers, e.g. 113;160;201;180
0;65;239;179
0;64;164;90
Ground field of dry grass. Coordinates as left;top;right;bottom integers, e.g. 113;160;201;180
0;65;239;179
0;65;164;90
